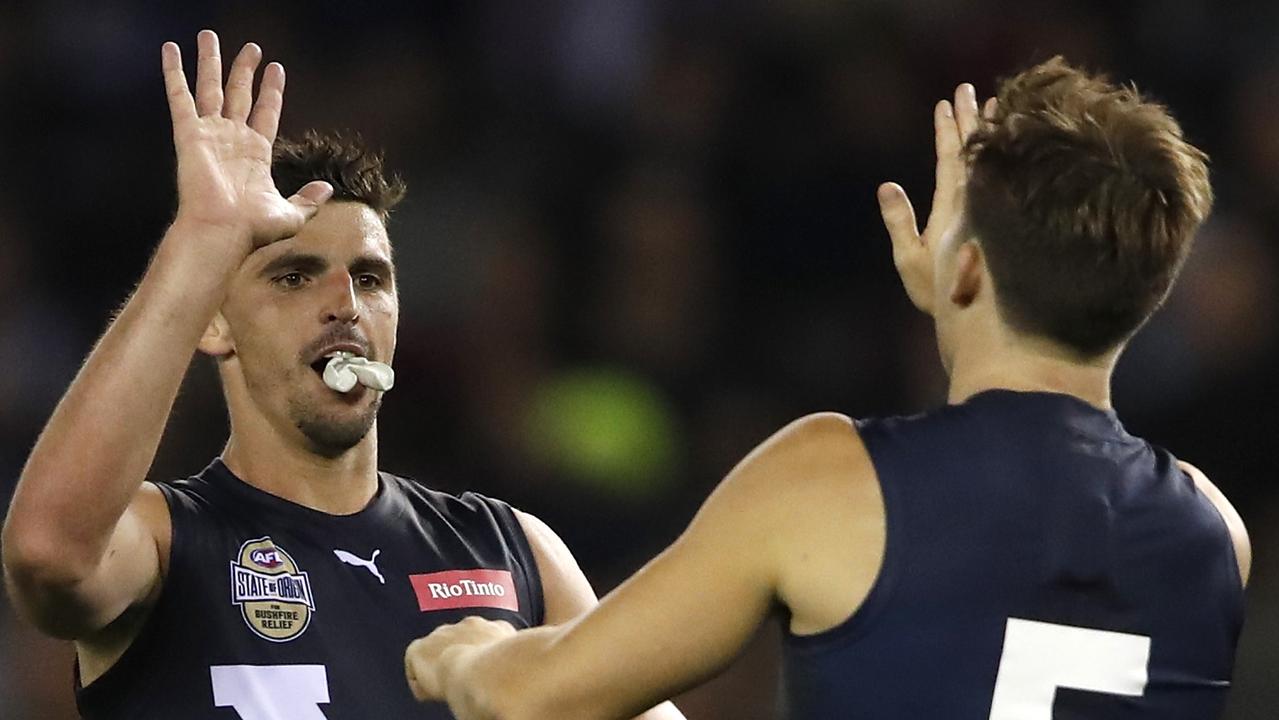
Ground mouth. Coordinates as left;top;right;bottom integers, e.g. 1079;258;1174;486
307;346;397;395
307;343;370;378
309;358;330;378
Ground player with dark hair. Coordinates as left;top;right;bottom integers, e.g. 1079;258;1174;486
406;58;1250;720
0;31;682;720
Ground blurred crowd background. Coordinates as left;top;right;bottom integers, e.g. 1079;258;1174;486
0;1;1275;717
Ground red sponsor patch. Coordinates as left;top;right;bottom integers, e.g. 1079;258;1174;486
410;569;519;612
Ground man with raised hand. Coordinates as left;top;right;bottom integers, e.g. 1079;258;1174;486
2;30;682;720
406;59;1249;720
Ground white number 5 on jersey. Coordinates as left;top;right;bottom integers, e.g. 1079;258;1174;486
989;618;1151;720
211;664;331;720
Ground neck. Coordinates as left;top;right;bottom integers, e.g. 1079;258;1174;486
221;417;380;516
946;332;1118;410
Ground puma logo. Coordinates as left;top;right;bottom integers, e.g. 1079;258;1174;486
333;548;385;584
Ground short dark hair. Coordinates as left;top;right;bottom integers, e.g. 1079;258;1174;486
964;57;1213;357
272;130;407;223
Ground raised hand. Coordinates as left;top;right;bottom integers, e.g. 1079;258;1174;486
878;84;990;316
161;30;331;255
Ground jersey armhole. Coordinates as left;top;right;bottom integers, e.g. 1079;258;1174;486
482;496;547;626
75;480;187;709
785;422;903;652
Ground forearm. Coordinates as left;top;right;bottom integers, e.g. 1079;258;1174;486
3;221;243;582
416;531;778;720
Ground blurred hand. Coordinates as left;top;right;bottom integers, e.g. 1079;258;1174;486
405;617;516;707
878;84;992;316
161;30;331;255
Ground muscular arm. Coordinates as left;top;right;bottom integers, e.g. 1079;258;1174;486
2;220;243;637
408;413;884;720
1;31;330;639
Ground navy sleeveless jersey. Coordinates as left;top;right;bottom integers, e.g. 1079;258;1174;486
76;459;544;719
784;390;1244;719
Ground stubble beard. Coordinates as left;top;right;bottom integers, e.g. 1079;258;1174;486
289;392;382;459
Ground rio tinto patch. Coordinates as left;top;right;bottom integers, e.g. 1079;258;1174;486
230;537;316;642
410;569;519;612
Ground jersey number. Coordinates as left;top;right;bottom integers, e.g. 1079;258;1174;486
211;665;331;720
988;618;1151;720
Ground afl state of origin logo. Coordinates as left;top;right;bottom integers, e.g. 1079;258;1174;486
230;537;316;642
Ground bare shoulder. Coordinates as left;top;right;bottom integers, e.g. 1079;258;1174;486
716;412;884;634
513;509;598;621
1177;460;1251;587
766;411;857;450
75;483;174;685
727;411;871;503
133;482;174;564
513;510;579;577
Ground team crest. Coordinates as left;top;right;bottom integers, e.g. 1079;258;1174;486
230;537;316;642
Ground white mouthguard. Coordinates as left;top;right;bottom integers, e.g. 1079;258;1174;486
322;352;395;393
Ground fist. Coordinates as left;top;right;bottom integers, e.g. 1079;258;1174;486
405;617;517;703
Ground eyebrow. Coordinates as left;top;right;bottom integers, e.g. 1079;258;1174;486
258;251;396;283
350;255;396;281
259;252;329;279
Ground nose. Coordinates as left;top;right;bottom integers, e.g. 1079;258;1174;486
318;272;360;325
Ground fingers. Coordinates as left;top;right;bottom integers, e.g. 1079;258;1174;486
983;96;998;121
248;62;286;142
168;33;278;132
404;638;438;702
223;42;263;123
161;42;197;127
194;30;224;117
954;83;980;141
881;83;982;316
934;99;962;159
289;181;335;222
928;84;983;229
929;99;963;226
485;619;517;636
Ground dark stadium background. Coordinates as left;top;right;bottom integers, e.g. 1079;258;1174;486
0;1;1275;717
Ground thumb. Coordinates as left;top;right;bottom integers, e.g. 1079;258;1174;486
877;182;934;315
878;182;921;259
289;180;334;221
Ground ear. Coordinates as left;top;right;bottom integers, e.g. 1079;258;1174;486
948;241;984;308
198;311;236;357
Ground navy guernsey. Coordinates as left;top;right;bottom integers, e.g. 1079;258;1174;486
76;459;544;719
784;390;1244;719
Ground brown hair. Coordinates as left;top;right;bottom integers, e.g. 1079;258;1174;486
272;130;407;223
964;57;1212;357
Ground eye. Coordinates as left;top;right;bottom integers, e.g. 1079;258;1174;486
274;272;308;289
355;273;383;290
